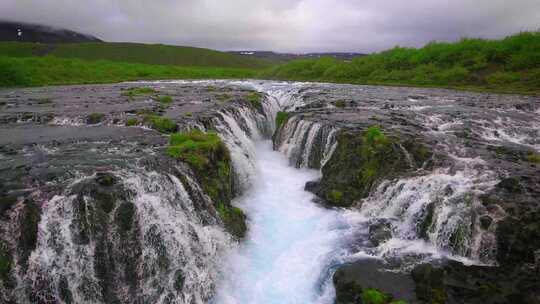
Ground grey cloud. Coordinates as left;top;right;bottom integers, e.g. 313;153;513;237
1;0;539;53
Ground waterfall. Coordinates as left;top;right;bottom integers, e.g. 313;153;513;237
17;168;232;304
274;116;339;169
274;108;500;266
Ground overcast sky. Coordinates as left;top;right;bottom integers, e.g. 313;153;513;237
1;0;539;53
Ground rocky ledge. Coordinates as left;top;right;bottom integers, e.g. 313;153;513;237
0;81;267;303
274;84;540;303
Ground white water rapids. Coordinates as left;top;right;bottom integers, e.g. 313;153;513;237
215;141;344;304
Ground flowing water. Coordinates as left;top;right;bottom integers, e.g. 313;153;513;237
2;80;538;303
215;141;343;304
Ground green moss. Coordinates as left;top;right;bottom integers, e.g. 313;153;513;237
115;202;135;233
157;95;173;104
318;126;411;207
216;94;232;102
327;190;344;204
362;288;388;304
167;130;245;237
125;117;138;126
185;112;193;117
86;112;105;124
335;100;346;108
275;111;290;129
0;241;11;281
526;152;540;164
358;126;391;186
167;130;225;169
122;87;156;98
144;115;177;133
246;92;262;107
217;202;247;238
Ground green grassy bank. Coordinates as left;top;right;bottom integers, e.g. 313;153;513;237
1;32;539;94
262;31;540;95
0;56;258;87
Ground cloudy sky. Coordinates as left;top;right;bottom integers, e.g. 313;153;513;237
1;0;539;53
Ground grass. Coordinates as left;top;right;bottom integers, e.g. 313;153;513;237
157;95;173;104
0;41;271;69
246;92;263;107
0;56;259;88
125;118;139;126
1;32;539;95
262;31;540;95
275;111;290;129
122;87;156;98
144;115;177;133
167;130;226;169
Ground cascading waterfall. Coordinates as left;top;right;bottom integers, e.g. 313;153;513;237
6;80;534;304
274;116;339;169
274;107;503;268
21;168;233;304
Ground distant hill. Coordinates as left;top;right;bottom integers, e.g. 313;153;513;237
0;20;101;43
0;42;272;69
228;51;366;62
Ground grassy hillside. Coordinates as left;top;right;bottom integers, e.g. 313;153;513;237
262;31;540;94
0;42;270;69
0;56;257;87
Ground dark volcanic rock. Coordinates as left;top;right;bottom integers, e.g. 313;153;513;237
412;261;540;304
334;259;417;303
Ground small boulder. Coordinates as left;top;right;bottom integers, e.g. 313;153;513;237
369;219;393;246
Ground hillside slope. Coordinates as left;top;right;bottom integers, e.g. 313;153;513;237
0;20;101;43
262;31;540;94
0;42;270;69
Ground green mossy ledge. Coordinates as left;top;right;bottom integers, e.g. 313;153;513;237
167;130;247;238
313;126;432;207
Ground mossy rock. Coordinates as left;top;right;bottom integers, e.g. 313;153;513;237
122;87;156;99
17;199;41;271
157;95;173;104
167;130;244;237
411;264;447;304
144;115;177;133
87;112;105;124
316;126;420;207
0;194;18;216
217;203;247;238
0;240;12;282
246;92;263;108
275;111;291;129
126;117;139;126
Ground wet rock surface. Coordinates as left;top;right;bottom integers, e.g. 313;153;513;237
274;83;540;303
1;80;539;303
0;81;270;303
